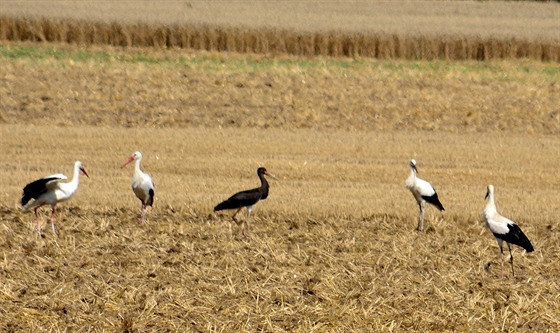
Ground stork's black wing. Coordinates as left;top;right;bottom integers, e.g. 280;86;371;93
214;188;262;211
494;223;534;253
21;176;62;206
422;192;445;211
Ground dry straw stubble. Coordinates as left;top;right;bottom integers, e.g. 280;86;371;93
1;42;559;134
0;123;559;331
0;1;559;329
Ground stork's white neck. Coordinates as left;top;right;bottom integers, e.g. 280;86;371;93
484;191;497;215
133;157;144;178
70;162;82;186
405;167;416;188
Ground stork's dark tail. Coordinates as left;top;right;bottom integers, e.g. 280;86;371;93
509;224;534;253
146;189;154;207
214;200;235;212
423;193;445;211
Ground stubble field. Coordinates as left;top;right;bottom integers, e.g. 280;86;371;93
0;40;559;332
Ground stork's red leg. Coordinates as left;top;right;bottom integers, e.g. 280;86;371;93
231;208;242;225
229;208;243;237
140;203;147;223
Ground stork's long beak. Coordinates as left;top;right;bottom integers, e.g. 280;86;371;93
484;190;489;200
80;167;90;178
411;164;418;174
265;170;278;180
122;156;134;168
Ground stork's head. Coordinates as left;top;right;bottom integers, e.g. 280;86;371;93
122;151;143;168
485;184;494;200
75;161;89;178
257;167;277;180
409;159;418;174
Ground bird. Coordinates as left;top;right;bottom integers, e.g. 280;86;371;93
122;151;155;223
21;161;89;234
405;159;445;231
214;167;276;237
483;184;534;277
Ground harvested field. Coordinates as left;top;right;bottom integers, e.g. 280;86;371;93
0;39;560;331
1;123;559;332
1;42;559;134
1;1;560;61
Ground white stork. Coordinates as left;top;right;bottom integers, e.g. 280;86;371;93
21;160;89;234
483;185;534;277
122;151;155;223
405;159;445;231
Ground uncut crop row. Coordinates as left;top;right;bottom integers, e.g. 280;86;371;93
1;16;558;61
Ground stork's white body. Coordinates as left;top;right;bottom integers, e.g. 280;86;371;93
22;174;67;210
123;151;155;223
22;161;88;234
131;162;154;205
405;159;444;231
483;205;513;236
406;176;437;205
483;185;534;277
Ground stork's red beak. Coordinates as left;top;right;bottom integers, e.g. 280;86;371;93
122;156;134;168
264;170;278;180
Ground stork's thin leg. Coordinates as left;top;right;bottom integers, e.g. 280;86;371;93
50;206;57;235
231;208;243;225
498;240;505;278
244;209;252;238
417;202;425;231
34;207;42;234
240;221;246;237
416;205;421;231
140;204;147;223
229;208;243;237
244;221;251;238
507;242;515;277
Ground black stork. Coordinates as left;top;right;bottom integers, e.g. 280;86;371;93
214;167;276;237
405;159;445;231
483;184;534;277
21;161;89;234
